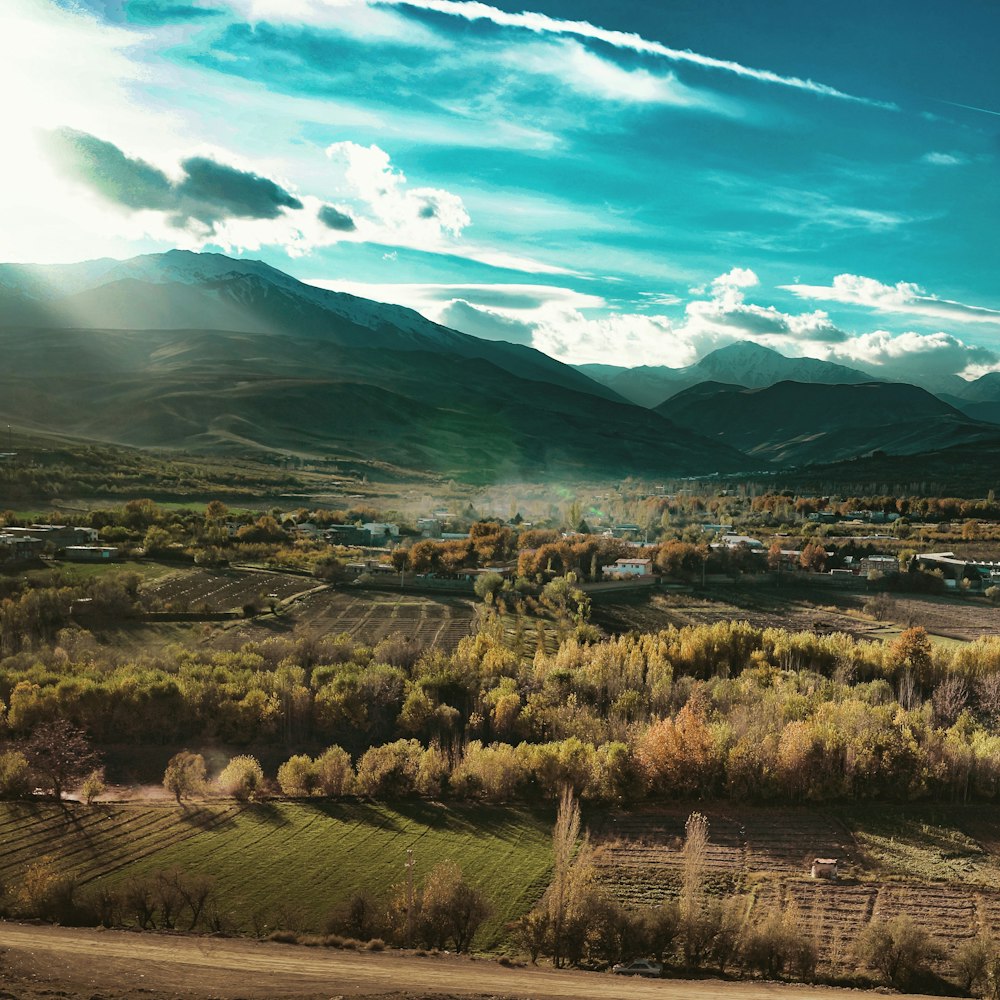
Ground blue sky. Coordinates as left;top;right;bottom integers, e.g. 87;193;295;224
4;0;1000;379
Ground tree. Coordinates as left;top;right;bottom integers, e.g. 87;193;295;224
855;916;938;990
216;754;265;801
417;861;490;953
314;745;354;796
548;785;581;968
24;720;102;800
277;754;318;796
0;749;30;799
799;542;827;573
474;572;504;604
680;811;710;965
80;769;106;804
163;751;207;803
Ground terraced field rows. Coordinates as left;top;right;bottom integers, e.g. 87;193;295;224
143;569;309;612
0;802;552;949
592;805;1000;967
215;591;474;651
0;803;242;888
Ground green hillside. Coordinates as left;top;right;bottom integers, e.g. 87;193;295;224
0;800;554;949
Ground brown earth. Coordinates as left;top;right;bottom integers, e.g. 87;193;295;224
0;922;925;1000
592;582;1000;643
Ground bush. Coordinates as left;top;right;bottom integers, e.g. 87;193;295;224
355;740;423;798
0;749;30;798
217;755;266;801
277;754;318;796
855;916;939;990
314;745;354;796
80;768;106;804
15;856;78;923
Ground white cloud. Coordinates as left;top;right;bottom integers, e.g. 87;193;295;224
223;0;442;43
506;39;742;115
782;273;1000;326
921;151;967;167
326;140;470;241
823;330;999;382
303;279;604;313
532;311;694;367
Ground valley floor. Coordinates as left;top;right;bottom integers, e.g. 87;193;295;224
0;922;931;1000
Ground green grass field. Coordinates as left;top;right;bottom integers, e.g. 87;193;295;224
0;800;554;948
13;559;177;586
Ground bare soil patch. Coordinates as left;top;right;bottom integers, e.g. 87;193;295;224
592;582;1000;643
0;923;928;1000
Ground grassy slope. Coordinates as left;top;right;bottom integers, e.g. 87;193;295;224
0;801;553;948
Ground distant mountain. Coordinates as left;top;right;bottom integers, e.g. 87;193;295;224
951;371;1000;403
0;251;753;481
655;380;998;465
0;251;624;403
579;341;875;407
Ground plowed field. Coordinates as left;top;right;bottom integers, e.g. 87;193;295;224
591;804;1000;973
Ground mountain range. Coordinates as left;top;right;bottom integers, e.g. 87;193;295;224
655;380;999;466
3;250;999;482
0;251;748;480
579;342;879;408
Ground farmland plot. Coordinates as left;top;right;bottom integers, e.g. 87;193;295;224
213;590;475;652
590;806;855;906
142;568;310;612
593;583;1000;644
589;803;1000;970
591;591;884;642
0;801;552;949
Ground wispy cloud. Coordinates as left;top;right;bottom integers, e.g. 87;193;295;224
921;151;968;167
377;0;897;108
782;274;1000;326
505;38;743;115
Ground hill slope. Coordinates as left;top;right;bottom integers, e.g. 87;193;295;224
0;252;753;480
655;380;999;464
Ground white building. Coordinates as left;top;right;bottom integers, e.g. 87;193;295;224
601;558;653;577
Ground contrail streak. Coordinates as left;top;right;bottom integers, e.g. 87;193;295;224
379;0;898;109
941;99;1000;118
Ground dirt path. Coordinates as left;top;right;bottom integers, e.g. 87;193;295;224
0;922;923;1000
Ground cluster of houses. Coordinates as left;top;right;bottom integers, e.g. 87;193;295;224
916;551;1000;589
0;524;119;565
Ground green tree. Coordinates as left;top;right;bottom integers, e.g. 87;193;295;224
216;754;265;801
163;751;207;803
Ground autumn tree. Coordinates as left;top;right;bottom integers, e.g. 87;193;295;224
216;754;265;801
24;720;102;800
163;751;207;803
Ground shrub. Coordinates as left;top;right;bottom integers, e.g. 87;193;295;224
80;768;106;804
15;856;78;923
277;754;318;797
217;755;266;801
355;740;423;798
855;916;939;990
0;749;30;799
314;745;354;796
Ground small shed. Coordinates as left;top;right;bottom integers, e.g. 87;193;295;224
811;857;839;879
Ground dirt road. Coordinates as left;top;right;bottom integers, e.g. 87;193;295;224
0;922;922;1000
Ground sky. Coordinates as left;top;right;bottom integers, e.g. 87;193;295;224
4;0;1000;380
